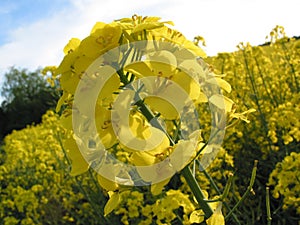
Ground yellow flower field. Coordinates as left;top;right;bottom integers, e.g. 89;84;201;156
0;18;299;224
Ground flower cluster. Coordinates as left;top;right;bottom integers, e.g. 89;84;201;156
54;16;243;223
0;111;109;224
268;152;300;214
206;26;300;221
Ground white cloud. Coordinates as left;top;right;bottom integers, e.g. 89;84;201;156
0;0;165;74
0;0;299;76
156;0;300;54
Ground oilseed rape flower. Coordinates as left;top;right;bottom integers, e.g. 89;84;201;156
53;15;245;223
269;152;300;214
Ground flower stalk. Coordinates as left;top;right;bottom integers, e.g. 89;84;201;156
225;160;258;220
266;187;272;225
132;83;213;218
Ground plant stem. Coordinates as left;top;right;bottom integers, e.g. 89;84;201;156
225;160;258;220
182;166;213;218
118;40;216;217
134;92;213;218
266;187;272;225
198;161;240;224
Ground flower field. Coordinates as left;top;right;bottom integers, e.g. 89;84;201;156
0;18;299;225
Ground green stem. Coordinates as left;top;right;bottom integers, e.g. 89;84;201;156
266;187;272;225
182;166;213;218
221;173;234;201
198;161;240;224
280;41;299;92
253;56;278;107
242;50;273;152
134;94;213;218
225;160;258;220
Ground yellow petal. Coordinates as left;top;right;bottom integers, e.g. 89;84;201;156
79;23;122;58
147;50;177;77
55;50;79;75
79;36;101;58
124;62;154;78
182;40;206;58
151;178;170;195
144;96;179;120
98;72;120;100
131;152;157;182
209;94;234;112
56;92;70;113
104;191;120;216
172;71;201;101
74;65;118;116
60;71;80;94
178;59;205;79
173;47;198;64
198;91;208;103
95;104;112;128
130;151;156;166
132;22;164;33
64;137;89;176
94;106;117;148
140;159;175;184
190;210;205;224
143;16;162;22
73;54;95;75
90;22;106;34
60;109;73;130
97;163;122;191
169;140;197;171
206;203;225;225
63;38;81;55
119;126;170;153
112;91;170;152
98;125;118;149
97;174;119;192
206;77;232;93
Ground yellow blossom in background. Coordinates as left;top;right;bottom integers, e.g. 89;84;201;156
268;152;300;214
2;16;299;224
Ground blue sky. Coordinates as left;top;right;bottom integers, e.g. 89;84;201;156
0;0;71;43
0;0;299;101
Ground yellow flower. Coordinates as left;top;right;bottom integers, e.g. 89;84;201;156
104;191;121;216
63;38;81;55
206;202;225;225
112;89;171;152
151;26;206;58
79;22;122;59
64;136;89;176
130;149;174;185
170;130;203;171
97;164;120;191
209;94;234;113
123;48;211;120
150;178;171;195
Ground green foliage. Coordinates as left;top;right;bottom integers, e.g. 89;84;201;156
0;67;60;138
